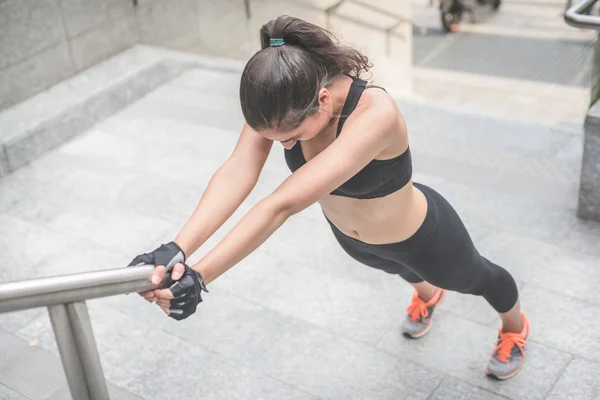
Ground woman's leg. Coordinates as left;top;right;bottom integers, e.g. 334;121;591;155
500;299;523;333
379;183;529;379
411;281;438;302
325;215;448;338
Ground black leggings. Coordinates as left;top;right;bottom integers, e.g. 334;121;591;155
327;183;518;313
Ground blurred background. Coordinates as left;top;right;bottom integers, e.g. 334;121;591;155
1;1;599;400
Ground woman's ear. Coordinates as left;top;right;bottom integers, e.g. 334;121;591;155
317;88;332;113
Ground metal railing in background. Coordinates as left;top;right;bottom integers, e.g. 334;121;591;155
565;0;600;29
0;265;157;400
324;0;418;55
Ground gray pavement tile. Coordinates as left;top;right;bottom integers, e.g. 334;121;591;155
0;168;72;224
139;83;241;116
129;338;322;400
376;311;572;400
101;286;310;367
0;331;67;399
111;87;245;132
217;246;413;346
478;232;600;305
20;151;204;231
0;215;72;283
14;311;60;357
88;117;239;178
168;68;241;98
1;328;142;400
558;219;600;257
15;302;181;388
86;303;182;388
45;203;174;257
429;179;578;243
409;129;579;186
414;151;579;209
546;358;600;400
0;308;45;334
228;210;502;329
519;284;600;362
554;134;584;162
437;283;526;328
0;384;29;400
47;382;144;400
249;320;440;400
0;329;31;362
258;210;437;294
0;212;130;282
428;378;508;400
30;240;128;277
397;100;573;157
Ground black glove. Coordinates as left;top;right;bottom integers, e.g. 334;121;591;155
164;263;208;321
128;241;186;270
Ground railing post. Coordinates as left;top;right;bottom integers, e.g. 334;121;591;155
49;302;109;400
66;302;110;400
49;304;92;400
244;0;251;19
325;1;345;29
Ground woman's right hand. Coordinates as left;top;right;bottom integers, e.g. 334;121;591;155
127;241;186;302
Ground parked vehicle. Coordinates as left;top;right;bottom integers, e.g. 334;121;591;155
439;0;501;32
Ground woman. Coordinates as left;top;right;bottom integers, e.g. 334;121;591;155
129;15;529;380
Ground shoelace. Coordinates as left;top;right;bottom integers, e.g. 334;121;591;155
493;332;527;363
406;291;429;322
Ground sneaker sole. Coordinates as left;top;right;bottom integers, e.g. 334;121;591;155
486;358;524;380
402;290;447;339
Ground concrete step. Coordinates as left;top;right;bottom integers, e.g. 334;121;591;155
111;67;582;209
0;329;142;400
1;60;599;400
0;45;584;211
0;45;247;179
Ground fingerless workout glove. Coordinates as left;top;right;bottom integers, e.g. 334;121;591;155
165;263;208;321
128;241;185;270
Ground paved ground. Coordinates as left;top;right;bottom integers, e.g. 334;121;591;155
412;0;595;86
1;63;599;399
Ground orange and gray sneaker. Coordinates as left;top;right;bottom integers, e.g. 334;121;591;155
402;288;447;339
486;311;530;380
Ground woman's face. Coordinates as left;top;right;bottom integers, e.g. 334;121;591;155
256;88;334;150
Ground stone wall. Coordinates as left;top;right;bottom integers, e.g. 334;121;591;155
0;0;412;111
578;32;600;222
579;99;600;222
0;0;138;110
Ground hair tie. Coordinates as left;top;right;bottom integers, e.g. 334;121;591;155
269;38;285;47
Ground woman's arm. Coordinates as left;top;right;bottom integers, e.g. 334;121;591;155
173;124;273;257
194;100;398;284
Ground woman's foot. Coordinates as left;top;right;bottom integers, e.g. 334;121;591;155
402;288;446;338
486;311;530;380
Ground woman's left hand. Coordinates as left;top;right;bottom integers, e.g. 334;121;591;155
151;263;208;320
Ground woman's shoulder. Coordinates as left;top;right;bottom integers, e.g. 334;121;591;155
353;84;405;133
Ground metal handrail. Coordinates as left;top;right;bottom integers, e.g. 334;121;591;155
0;265;155;313
0;265;158;400
565;0;600;30
335;0;413;26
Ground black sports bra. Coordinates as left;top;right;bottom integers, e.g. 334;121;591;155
284;77;412;200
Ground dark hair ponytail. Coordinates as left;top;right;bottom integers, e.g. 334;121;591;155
240;15;372;132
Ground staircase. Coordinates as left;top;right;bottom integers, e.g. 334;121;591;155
1;44;600;398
